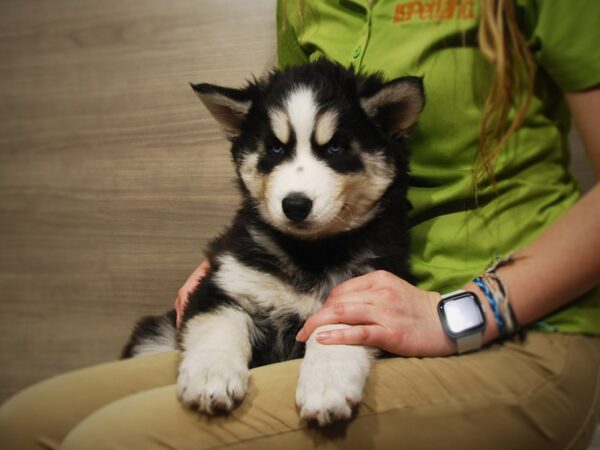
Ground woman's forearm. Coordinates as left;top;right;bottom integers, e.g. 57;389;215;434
466;183;600;343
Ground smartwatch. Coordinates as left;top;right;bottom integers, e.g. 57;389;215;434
438;290;486;354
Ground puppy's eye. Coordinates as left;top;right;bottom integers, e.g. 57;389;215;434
327;144;344;155
269;145;285;155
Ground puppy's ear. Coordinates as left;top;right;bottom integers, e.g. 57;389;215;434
360;77;424;138
190;83;252;136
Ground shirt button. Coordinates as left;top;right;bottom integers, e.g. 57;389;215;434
353;46;361;58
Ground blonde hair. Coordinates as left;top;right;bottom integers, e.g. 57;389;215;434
477;0;536;187
280;0;536;187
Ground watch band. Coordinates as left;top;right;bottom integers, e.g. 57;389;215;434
456;331;483;354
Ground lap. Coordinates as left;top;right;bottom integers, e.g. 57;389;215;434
0;351;179;450
2;333;599;450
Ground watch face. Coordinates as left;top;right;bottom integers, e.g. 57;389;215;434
438;292;486;338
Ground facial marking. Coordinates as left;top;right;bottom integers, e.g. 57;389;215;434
239;151;264;198
314;110;338;146
269;109;290;144
335;146;396;231
286;87;318;150
263;88;340;233
259;86;342;233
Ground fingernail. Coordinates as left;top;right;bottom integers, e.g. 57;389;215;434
295;330;303;341
316;332;331;342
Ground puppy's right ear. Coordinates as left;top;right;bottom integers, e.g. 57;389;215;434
190;83;252;137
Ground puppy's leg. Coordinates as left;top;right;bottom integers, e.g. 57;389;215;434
177;306;253;414
296;324;377;426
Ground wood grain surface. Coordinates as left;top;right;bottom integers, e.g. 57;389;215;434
0;0;275;402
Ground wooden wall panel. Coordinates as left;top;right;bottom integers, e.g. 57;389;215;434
0;0;276;402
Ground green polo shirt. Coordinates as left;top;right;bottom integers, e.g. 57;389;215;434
277;0;600;334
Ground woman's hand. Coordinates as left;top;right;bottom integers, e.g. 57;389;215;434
174;259;211;328
295;271;456;357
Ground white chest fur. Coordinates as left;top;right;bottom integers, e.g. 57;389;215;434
213;252;373;320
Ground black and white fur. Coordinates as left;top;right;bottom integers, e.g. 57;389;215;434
123;60;424;426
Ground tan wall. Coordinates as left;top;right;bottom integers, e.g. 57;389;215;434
0;0;276;403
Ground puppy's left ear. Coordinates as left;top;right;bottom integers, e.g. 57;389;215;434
190;83;253;137
360;77;424;138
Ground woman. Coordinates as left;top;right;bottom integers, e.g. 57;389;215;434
1;0;599;448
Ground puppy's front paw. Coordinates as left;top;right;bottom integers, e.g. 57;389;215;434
177;355;249;414
295;360;365;426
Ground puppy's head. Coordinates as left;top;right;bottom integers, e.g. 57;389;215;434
191;60;423;238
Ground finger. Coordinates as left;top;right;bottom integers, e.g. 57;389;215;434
329;270;401;299
194;259;211;279
176;284;190;301
176;260;210;329
175;297;182;328
329;272;377;299
175;290;191;329
316;325;387;347
296;303;379;342
326;286;400;308
324;290;371;307
183;260;211;291
174;295;184;313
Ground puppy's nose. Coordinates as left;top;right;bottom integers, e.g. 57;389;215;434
282;194;312;223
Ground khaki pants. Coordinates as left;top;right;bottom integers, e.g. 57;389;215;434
1;332;599;450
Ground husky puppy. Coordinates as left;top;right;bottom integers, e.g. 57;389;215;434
123;59;424;426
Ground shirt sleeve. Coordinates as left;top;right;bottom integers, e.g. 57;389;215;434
276;0;309;69
528;0;600;91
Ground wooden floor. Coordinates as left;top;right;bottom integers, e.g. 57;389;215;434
0;0;275;402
